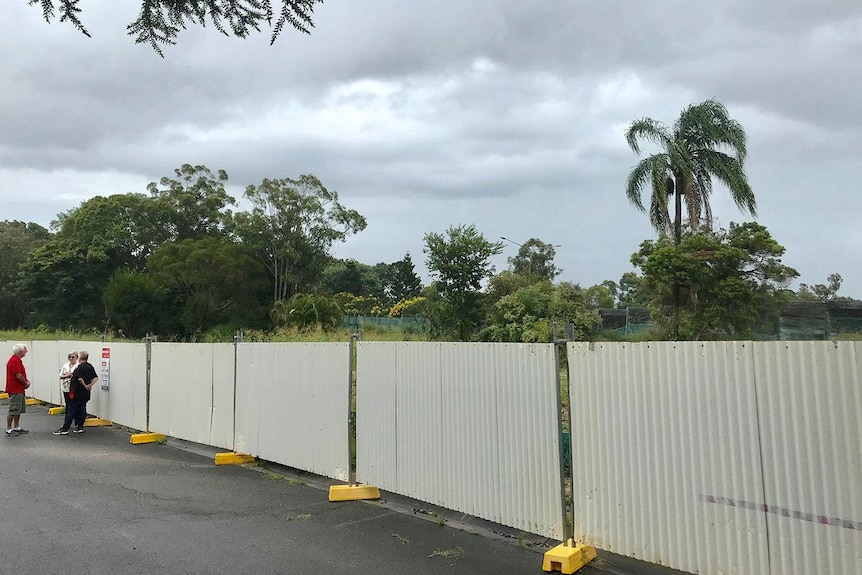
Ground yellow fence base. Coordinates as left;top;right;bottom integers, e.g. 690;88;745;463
25;398;43;406
48;407;66;415
214;452;255;465
0;393;8;400
130;433;166;444
328;484;381;502
542;540;596;574
83;418;112;427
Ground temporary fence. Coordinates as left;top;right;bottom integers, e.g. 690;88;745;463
5;338;860;575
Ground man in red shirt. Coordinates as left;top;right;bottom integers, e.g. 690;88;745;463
6;343;31;437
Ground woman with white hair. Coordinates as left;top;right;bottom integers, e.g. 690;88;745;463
59;350;79;406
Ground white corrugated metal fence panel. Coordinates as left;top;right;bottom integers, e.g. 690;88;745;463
235;343;349;481
24;340;80;405
150;343;234;446
568;341;769;575
753;341;862;575
355;341;398;489
86;342;148;430
356;341;564;539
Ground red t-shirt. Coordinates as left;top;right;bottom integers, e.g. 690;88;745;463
5;354;27;394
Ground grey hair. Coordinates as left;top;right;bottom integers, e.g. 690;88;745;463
11;343;28;355
78;351;89;361
68;350;79;358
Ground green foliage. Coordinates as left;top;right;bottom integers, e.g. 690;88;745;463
633;222;798;339
423;225;502;340
483;281;600;342
796;273;850;302
318;260;381;298
148;238;270;340
234;175;367;304
29;0;324;56
625;99;755;244
381;253;422;304
615;272;652;309
0;221;50;328
507;238;561;281
146;164;236;241
104;270;159;338
271;293;342;331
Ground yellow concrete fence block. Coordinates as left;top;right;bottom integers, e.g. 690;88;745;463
25;398;43;406
214;452;255;465
130;433;166;445
328;484;381;502
48;407;66;415
83;418;112;427
542;540;596;574
0;393;8;400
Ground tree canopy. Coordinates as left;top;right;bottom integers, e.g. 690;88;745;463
28;0;324;55
632;222;798;339
625;99;756;245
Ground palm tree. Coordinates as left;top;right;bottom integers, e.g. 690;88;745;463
624;99;756;245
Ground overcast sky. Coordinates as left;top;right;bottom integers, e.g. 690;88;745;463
2;1;861;295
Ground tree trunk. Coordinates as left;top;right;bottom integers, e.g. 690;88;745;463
672;173;682;339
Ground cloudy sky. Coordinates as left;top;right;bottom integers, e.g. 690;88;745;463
2;1;861;295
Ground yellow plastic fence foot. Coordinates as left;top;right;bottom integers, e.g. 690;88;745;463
48;406;66;415
0;393;8;400
214;452;255;465
25;398;43;406
83;418;112;427
328;484;381;502
542;539;596;574
130;433;166;444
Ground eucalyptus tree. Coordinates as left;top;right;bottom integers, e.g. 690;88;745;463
625;99;756;245
506;238;561;281
146;164;236;241
27;0;324;55
234;174;366;305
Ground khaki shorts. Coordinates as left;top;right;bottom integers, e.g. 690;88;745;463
7;393;26;415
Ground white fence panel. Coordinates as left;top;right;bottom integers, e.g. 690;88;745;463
753;341;862;575
235;343;349;481
23;340;93;405
568;341;769;575
150;343;235;449
86;342;148;430
356;341;564;539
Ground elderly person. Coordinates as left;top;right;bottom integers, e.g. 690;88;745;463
5;343;31;437
59;351;79;406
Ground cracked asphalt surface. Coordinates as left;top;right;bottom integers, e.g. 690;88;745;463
0;405;612;575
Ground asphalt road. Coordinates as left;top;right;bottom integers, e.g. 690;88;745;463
0;404;613;575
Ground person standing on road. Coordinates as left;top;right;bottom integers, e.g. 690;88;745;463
54;350;97;435
5;343;31;437
59;350;78;407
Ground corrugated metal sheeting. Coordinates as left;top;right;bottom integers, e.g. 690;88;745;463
150;342;235;449
235;342;350;481
752;342;862;575
356;342;565;539
568;341;862;575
